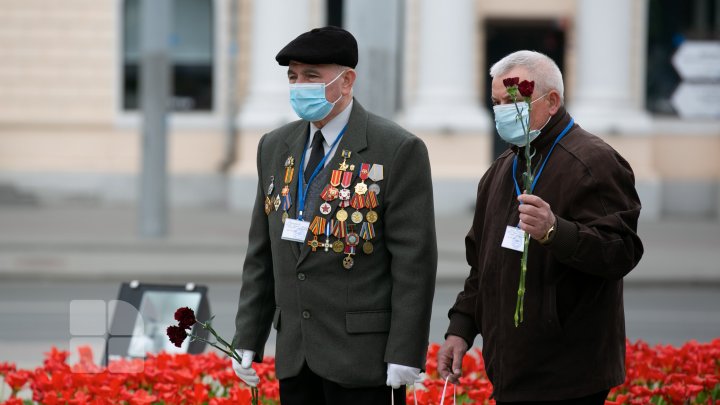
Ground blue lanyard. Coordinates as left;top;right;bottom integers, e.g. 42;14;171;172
297;125;348;221
512;118;574;197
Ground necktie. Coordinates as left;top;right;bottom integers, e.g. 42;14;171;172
305;130;325;183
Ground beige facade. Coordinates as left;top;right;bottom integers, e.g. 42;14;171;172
0;0;718;218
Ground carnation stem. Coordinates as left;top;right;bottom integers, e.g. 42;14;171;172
514;232;530;327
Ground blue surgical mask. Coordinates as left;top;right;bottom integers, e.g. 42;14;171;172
289;71;345;122
493;94;549;147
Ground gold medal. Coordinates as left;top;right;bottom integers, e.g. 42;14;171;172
336;209;348;222
332;240;345;253
363;241;374;255
366;210;378;223
351;211;363;224
264;196;272;215
343;256;354;269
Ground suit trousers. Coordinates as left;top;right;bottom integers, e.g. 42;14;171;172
279;362;406;405
495;390;609;405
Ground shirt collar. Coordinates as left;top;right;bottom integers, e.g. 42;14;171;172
310;100;353;146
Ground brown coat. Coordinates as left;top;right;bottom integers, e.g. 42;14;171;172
446;108;643;401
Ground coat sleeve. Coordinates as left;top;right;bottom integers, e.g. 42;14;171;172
382;136;438;369
547;148;644;279
233;134;276;361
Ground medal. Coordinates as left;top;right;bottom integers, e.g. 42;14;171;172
338;150;351;171
273;195;281;211
264;196;272;216
366;210;378;223
307;237;320;252
323;220;332;252
354;163;370;195
362;241;374;254
267;175;275;196
365;191;379;223
284;157;295;185
319;202;332;215
281;157;295;219
339;188;351;201
280;185;292;213
368;183;380;195
320;184;339;201
332;240;345;253
336;208;348;222
264;175;275;216
307;216;327;252
346;229;360;247
368;164;384;182
360;222;376;255
342;244;356;270
354;182;368;195
349;193;365;224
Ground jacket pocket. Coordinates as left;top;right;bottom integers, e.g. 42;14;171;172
345;310;391;334
544;285;563;335
272;307;281;331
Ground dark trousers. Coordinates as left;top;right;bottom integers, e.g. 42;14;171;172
496;390;609;405
279;363;406;405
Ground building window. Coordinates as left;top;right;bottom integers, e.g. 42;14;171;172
122;0;214;112
646;0;719;116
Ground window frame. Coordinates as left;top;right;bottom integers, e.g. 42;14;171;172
114;0;229;129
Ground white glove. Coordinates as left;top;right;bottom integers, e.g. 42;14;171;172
232;349;259;387
386;363;422;389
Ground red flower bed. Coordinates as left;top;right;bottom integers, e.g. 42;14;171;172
1;339;718;404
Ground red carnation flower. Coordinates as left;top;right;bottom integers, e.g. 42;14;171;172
503;77;519;88
175;307;196;330
166;325;188;348
518;80;535;97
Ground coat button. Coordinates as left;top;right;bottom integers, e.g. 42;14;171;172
302;310;311;319
297;272;306;281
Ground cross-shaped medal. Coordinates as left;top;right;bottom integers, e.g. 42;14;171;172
307;236;320;252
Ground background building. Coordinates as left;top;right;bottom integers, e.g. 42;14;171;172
0;0;718;220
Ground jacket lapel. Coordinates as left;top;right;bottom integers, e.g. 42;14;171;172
281;121;310;261
297;100;369;266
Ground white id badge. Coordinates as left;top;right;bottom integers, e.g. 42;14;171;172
501;226;525;252
281;218;310;243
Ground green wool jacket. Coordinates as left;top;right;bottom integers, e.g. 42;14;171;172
233;101;438;387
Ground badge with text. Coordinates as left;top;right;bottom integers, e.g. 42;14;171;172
281;218;310;243
501;226;525;252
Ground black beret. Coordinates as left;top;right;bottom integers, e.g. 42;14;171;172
276;26;358;68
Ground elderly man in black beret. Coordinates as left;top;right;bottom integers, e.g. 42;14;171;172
230;26;438;405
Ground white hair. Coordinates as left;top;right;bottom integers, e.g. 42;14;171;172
489;50;564;103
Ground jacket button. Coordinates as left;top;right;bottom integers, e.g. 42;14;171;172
302;310;311;319
297;272;306;281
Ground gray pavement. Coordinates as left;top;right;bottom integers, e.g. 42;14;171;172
0;205;719;283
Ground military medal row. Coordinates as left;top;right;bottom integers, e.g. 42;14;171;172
269;150;384;270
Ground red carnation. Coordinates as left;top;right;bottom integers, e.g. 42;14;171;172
166;325;188;348
503;77;519;88
174;307;196;330
518;80;535;97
